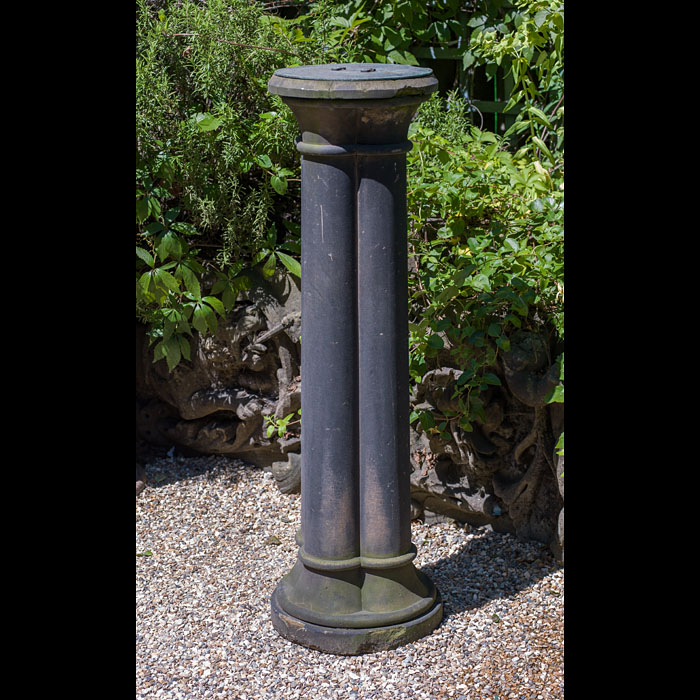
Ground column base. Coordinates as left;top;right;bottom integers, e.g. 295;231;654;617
270;586;442;655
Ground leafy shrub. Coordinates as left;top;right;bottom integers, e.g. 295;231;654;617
135;0;565;453
303;0;479;66
136;0;314;368
405;89;563;435
468;0;564;161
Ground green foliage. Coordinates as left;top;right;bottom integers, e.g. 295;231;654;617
136;0;310;369
264;410;301;438
136;0;564;418
469;0;564;158
268;0;371;64
304;0;478;65
405;88;563;432
393;0;565;432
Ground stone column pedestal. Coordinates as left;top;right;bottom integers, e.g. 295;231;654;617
267;63;441;655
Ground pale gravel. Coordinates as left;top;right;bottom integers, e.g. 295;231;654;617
136;454;564;700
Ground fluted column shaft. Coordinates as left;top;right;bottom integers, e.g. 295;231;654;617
267;63;442;655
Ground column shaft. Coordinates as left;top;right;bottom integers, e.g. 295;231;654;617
300;155;360;562
357;154;412;559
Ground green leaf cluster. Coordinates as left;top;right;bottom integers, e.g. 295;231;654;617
468;0;564;162
302;0;474;66
136;0;310;369
136;0;564;400
264;410;301;438
406;88;563;432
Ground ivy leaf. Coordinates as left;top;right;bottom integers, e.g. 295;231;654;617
547;384;564;403
179;264;201;299
271;174;288;195
162;318;176;343
153;268;180;294
192;303;217;335
255;154;272;169
419;411;435;431
136;198;149;223
178;334;191;361
164;336;182;371
222;283;238;310
157;231;182;262
202;304;218;333
154;336;182;371
191;304;207;334
275;251;301;278
138;272;156;302
194;112;223;132
262;251;277;278
136;247;154;268
152;339;166;362
203;296;225;316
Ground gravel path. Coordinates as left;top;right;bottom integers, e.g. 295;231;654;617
136;454;564;699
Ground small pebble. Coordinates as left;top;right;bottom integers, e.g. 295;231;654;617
137;455;564;699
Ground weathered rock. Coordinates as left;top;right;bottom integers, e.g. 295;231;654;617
135;268;301;469
136;463;146;497
271;452;301;494
405;332;564;561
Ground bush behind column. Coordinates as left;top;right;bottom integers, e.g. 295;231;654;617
135;0;564;447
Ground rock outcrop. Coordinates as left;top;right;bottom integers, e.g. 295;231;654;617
136;269;301;468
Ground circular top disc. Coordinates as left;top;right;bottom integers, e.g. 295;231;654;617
268;63;438;100
274;63;433;81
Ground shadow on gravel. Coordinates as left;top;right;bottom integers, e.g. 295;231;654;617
419;528;563;620
137;444;563;623
136;445;261;492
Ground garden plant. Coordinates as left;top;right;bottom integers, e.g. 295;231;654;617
136;0;564;457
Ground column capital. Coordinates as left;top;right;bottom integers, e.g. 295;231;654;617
268;63;438;147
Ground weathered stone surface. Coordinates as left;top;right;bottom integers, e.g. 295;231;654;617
136;463;146;497
135;268;301;469
271;452;301;494
270;586;443;656
406;332;564;562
